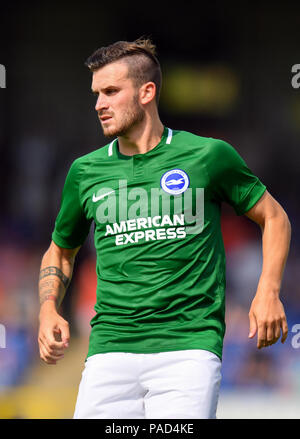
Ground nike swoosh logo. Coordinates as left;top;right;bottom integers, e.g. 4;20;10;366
92;190;115;202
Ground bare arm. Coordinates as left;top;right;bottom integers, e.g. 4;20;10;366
244;190;291;348
38;240;80;364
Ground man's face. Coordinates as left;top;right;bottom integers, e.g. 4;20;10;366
91;61;145;138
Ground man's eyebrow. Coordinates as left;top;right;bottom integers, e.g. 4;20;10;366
91;86;120;94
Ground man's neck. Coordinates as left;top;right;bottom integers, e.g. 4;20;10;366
117;117;164;156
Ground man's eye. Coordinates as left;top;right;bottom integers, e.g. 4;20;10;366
106;89;117;95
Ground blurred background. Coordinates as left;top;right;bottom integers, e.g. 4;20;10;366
0;0;299;419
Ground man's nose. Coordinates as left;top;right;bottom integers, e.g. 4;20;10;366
95;95;109;112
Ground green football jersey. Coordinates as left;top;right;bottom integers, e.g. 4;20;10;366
52;127;266;360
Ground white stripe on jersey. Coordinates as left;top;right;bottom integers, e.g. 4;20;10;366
108;139;115;156
166;128;173;144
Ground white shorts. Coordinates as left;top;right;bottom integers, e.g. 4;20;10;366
73;349;222;419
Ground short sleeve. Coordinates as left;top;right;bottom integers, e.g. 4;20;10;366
205;139;267;215
52;159;92;248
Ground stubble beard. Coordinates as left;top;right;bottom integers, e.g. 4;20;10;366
101;94;145;139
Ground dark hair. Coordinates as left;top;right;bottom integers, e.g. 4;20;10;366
85;38;162;105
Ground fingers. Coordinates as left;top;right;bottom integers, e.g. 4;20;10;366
255;317;288;349
40;330;66;353
265;321;277;347
248;312;257;339
248;296;289;349
271;322;281;346
281;317;289;344
39;338;65;364
38;327;70;364
59;323;70;347
257;321;267;349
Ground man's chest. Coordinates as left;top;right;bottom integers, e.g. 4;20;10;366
79;151;213;241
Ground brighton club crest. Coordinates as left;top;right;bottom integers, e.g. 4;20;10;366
160;169;190;195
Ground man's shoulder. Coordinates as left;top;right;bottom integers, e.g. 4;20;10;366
172;129;230;151
71;140;114;168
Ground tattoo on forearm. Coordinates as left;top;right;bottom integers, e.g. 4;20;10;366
39;280;57;289
39;266;71;307
39;283;65;306
39;266;70;289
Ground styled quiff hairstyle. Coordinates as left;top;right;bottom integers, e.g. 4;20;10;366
85;38;162;105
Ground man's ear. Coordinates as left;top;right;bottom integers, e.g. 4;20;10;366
140;82;156;105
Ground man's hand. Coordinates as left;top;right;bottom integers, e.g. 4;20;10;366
38;305;70;365
248;292;288;349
